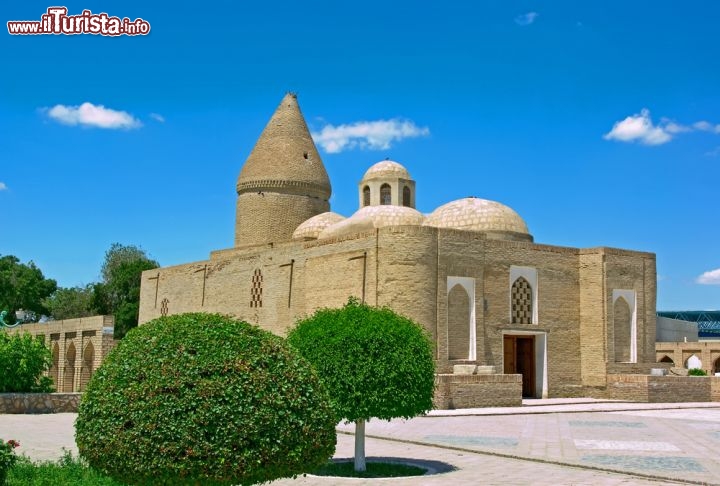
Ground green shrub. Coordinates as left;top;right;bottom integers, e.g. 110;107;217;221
287;298;435;471
0;333;53;393
0;439;20;485
75;313;336;486
689;368;707;376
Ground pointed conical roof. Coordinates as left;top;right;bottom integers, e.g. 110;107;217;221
237;93;331;199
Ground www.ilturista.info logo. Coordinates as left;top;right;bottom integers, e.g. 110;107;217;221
7;7;150;36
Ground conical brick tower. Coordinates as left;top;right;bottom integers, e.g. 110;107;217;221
235;93;331;247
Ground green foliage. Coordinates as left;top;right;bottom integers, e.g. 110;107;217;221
94;243;159;338
287;298;436;423
0;439;20;485
7;451;123;486
689;368;707;376
42;285;98;321
0;255;57;324
0;333;53;393
100;243;154;284
75;312;336;486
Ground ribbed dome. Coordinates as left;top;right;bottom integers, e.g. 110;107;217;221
361;160;411;181
319;205;424;239
237;93;331;199
292;212;346;240
424;197;532;241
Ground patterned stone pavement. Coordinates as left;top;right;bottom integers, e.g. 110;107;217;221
2;400;720;485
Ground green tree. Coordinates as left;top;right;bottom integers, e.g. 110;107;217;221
76;313;336;486
0;255;57;324
94;244;159;339
287;299;436;472
42;284;98;320
0;333;54;392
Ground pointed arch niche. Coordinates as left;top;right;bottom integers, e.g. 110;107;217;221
612;289;637;363
447;276;476;361
64;342;76;392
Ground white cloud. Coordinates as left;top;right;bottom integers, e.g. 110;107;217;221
515;12;539;26
604;109;671;145
312;119;430;154
693;121;720;133
0;182;7;191
605;110;720;146
697;268;720;285
150;113;165;123
45;102;141;129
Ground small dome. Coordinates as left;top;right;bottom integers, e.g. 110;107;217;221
292;212;346;240
319;205;424;239
424;197;532;241
361;160;411;181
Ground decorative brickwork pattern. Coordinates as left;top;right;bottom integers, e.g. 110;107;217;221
160;298;169;317
251;269;263;308
511;277;533;324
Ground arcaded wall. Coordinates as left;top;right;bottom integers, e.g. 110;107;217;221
5;316;116;393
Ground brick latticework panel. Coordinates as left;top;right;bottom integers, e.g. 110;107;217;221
511;277;532;324
250;269;263;308
447;285;470;360
614;297;632;362
160;298;169;317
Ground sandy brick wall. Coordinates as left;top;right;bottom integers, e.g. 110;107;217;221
603;374;720;402
434;374;522;408
138;225;657;402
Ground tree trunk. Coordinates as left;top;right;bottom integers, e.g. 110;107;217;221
354;419;366;472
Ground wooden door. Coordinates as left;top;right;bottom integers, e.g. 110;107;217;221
516;337;535;398
503;335;536;398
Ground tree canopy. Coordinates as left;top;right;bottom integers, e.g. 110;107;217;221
94;244;159;338
287;298;435;471
42;284;97;321
0;255;57;324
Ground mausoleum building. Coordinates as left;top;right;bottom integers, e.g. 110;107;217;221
139;93;662;406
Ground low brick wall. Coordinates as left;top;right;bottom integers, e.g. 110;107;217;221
603;374;720;402
606;362;673;375
434;374;522;409
0;393;81;414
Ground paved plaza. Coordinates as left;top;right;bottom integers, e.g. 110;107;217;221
2;399;720;485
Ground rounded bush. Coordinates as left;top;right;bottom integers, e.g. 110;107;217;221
287;299;435;423
75;313;336;486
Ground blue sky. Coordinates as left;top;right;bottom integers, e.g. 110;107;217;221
1;1;718;310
